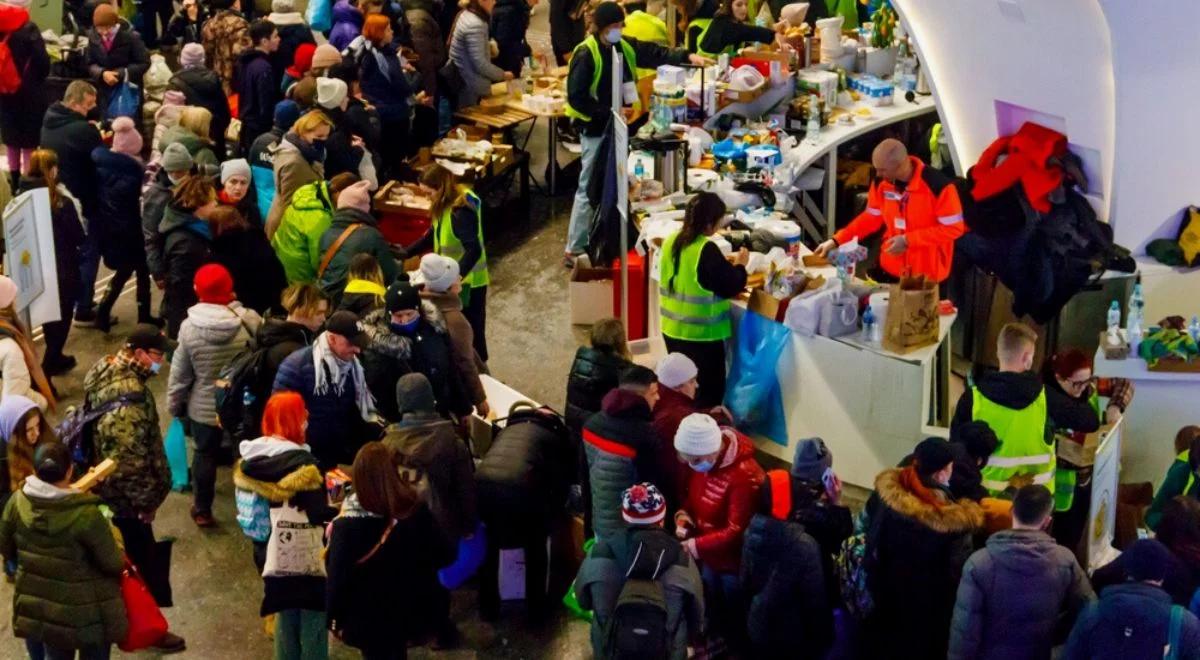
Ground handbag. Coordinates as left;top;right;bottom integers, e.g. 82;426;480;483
118;559;169;652
106;81;141;120
262;503;327;578
820;288;860;338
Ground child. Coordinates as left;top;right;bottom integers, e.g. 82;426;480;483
338;253;387;317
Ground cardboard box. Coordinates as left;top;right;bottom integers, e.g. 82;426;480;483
749;288;792;322
570;256;614;325
1057;425;1113;467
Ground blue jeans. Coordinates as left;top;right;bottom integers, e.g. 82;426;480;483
25;639;111;660
274;609;328;660
76;230;101;316
566;133;604;255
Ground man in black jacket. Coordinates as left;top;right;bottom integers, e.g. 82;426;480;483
236;19;281;154
40;81;103;325
562;1;709;265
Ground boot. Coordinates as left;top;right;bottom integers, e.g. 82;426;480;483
137;300;164;328
94;282;122;333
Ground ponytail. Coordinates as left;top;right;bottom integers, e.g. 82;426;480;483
27;149;62;212
669;191;726;291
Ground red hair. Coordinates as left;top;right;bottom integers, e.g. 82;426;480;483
261;391;308;444
1051;348;1093;380
362;14;391;46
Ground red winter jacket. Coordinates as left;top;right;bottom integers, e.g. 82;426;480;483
680;429;765;574
652;386;700;507
970;122;1068;214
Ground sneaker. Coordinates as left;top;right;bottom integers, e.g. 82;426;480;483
563;253;578;269
153;631;187;654
190;507;216;528
41;354;77;376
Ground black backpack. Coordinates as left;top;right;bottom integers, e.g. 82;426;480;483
601;532;679;660
214;343;271;442
55;392;146;474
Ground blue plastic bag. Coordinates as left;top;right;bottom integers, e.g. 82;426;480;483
725;310;791;445
106;82;140;120
164;418;190;492
438;522;487;589
306;0;332;33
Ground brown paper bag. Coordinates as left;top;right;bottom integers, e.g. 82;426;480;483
882;275;940;353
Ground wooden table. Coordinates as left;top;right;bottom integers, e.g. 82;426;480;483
454;105;536;131
505;99;570;196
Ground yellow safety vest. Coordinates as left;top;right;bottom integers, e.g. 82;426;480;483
563;35;641;123
976;388;1054;497
623;11;668;46
659;232;732;341
434;189;490;289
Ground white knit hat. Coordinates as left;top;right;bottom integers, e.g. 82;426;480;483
656;352;698;389
674;413;721;456
419;253;460;293
220;158;251;184
316;77;348;110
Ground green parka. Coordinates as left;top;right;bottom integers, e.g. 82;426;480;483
271;180;335;284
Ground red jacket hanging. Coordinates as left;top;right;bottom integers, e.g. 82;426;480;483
971;122;1069;213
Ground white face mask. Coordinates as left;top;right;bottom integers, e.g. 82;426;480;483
605;27;623;44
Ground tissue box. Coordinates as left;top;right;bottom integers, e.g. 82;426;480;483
657;64;687;86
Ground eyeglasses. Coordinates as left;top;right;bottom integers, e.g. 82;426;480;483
1065;376;1094;388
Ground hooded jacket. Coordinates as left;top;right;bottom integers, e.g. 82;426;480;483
39;102;101;218
382;413;478;539
740;514;831;659
582;388;661;541
90;146;146;271
865;467;985;660
420;288;486;407
0;5;49;150
257;317;314;387
233;437;332;614
949;528;1095;660
235;47;280;145
168;302;263;426
317;207;400;300
329;0;364;51
951;370;1100;445
266;136;324;238
159;204;214;337
271;179;335;284
85;355;171;517
0;478;127;649
681;429;765;574
142;169;174;279
273;343;375;470
212;226;288;315
565;346;631;439
157;124;219;172
359;304;470;420
1063;582;1200;660
1091;541;1200;608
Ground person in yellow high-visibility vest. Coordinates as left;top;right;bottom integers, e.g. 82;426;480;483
658;192;748;407
407;163;492;361
951;323;1093;499
686;0;785;58
1146;426;1200;530
563;1;710;267
621;1;669;47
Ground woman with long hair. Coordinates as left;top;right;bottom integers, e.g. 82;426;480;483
19;149;84;376
686;0;782;57
158;105;219;172
447;0;512;108
326;442;456;656
266;110;334;238
658;191;748;407
159;174;221;337
0;394;55;502
0;276;54;411
338;253;387;317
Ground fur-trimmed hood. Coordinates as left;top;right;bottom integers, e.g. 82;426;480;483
360;302;447;361
874;468;984;535
233;459;323;503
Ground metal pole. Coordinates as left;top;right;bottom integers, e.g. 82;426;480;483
613;48;629;335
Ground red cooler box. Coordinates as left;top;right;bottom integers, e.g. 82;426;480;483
612;250;647;341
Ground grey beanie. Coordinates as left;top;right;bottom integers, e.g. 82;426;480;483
395;373;437;416
790;438;832;483
161;142;195;173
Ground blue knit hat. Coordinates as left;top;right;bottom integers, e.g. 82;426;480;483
273;99;302;131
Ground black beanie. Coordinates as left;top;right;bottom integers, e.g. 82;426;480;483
395;373;437;416
1124;539;1171;582
593;1;625;31
913;438;954;476
385;280;421;313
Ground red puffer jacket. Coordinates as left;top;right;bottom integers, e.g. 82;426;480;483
681;429;765;574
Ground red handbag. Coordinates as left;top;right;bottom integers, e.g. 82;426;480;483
118;559;168;652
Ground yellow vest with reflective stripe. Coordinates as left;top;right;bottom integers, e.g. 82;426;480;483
1179;450;1196;495
564;35;641;123
659;232;732;341
687;18;725;58
624;11;668;46
976;388;1054;496
434;189;490;288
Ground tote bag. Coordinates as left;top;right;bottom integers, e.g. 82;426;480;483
118;560;169;652
262;503;327;578
106;82;141;120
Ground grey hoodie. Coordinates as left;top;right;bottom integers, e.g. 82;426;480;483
948;528;1095;660
167;302;263;425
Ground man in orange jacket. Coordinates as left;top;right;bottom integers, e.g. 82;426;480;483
816;139;966;282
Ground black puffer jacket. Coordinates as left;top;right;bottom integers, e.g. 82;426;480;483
741;514;831;659
0;8;49;149
359;304;470;421
39;103;101;218
90;146;146;270
257;317;313;386
490;0;530;74
564;346;632;439
158;204;213;337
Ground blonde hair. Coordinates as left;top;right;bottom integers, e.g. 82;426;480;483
997;322;1038;363
590;318;631;361
348;253;385;286
281;283;328;316
179;106;213;139
291;110;334;137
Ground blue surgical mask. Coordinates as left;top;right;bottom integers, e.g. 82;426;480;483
690;460;715;473
389;318;419;335
149;360;163;375
605;28;623;45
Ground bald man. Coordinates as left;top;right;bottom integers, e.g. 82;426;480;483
816;139;965;282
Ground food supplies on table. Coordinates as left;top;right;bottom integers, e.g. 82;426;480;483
796;68;839;104
746;144;782;169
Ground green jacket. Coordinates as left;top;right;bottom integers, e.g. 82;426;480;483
1147;458;1200;530
0;482;127;648
157;125;219;174
271;181;334;284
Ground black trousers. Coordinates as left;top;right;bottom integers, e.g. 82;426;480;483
463;284;488;362
112;516;172;607
664;336;727;408
191;422;224;514
138;0;174;48
97;263;152;323
41;282;77;363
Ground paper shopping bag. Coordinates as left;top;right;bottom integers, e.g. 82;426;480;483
881;275;939;354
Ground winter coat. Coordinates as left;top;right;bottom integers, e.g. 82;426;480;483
419;288;486;407
0;334;46;411
548;0;586;62
157;125;219;172
326;497;454;651
1148;458;1200;531
382;413;478;539
448;11;507;107
358;40;413;123
360;305;470;420
0;479;126;649
271;179;334;284
951;370;1101;446
202;10;252;95
565;346;631;440
265;136;324;238
948;528;1095;660
740;514;830;659
256;317;313;388
164;8;207;46
651;385;701;508
15;177;83;312
142;169;174;279
575;526;704;660
681;430;765;574
328;0;363;51
338;281;384;317
272;344;375;470
168;302;262;426
490;0;530;73
403;7;442;95
249;127;285;223
85;21;149;115
865;468;985;660
90;146;146;270
582;389;661;541
85;355;171;517
212;227;288;315
158;204;214;337
0;7;49;149
233;438;333;615
235;48;279;145
1091;541;1200;607
39;102;101;218
566;35;688;136
168;67;232;152
319;104;369;181
1063;582;1200;660
266;12;315;84
316;208;399;300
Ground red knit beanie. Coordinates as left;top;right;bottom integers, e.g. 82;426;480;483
1051;348;1092;380
193;263;235;304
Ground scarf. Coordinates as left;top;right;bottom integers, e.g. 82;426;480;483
218;189;243;207
363;41;397;85
898;464;946;510
101;28;116;52
0;320;54;411
343;278;386;302
311;331;376;421
284;132;325;166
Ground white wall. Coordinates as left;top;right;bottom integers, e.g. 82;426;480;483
893;0;1115;221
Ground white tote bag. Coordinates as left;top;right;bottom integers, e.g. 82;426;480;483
262;503;326;578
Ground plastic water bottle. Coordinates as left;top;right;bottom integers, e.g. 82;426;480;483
1130;283;1145;328
1190;315;1200;343
862;305;876;342
633;158;645;181
806;110;820;146
1106;300;1121;343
